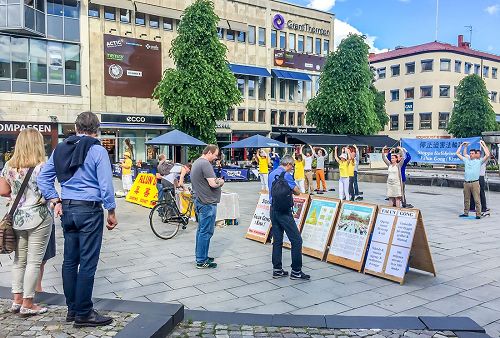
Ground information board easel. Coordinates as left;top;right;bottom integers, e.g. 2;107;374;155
300;197;341;260
283;194;310;249
326;201;378;272
364;207;436;284
245;193;272;243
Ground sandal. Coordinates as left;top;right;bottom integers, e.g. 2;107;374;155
19;306;48;317
9;302;22;313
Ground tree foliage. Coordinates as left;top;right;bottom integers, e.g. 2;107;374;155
306;34;380;135
447;74;496;138
371;84;388;131
153;0;242;143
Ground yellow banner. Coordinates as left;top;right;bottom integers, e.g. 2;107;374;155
125;173;158;209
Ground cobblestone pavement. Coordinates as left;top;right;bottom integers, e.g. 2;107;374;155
1;181;500;337
0;298;138;338
168;321;459;338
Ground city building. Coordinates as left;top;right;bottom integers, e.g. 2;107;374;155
0;0;334;164
370;35;500;139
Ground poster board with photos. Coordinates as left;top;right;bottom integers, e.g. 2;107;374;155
300;197;341;259
327;201;378;271
364;207;436;284
283;194;310;249
246;193;272;243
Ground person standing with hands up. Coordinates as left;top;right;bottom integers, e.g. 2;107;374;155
38;111;118;328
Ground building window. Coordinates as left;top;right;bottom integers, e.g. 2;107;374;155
12;37;29;81
419;113;432;129
271;110;278;125
237;76;244;96
248;109;255;122
289;80;296;101
390;89;399;101
258;27;265;46
404;88;414;100
483;66;489;78
135;12;145;26
288;33;296;50
237;31;246;43
0;36;11;80
30;39;47;82
391;65;400;77
104;6;115;21
315;38;321;55
421;59;433;72
465;62;472;74
298;112;304;126
493;67;498;79
439;85;450;98
48;41;63;84
406;62;415;74
279;79;286;100
270;77;276;99
279;31;286;49
150;15;159;28
226;109;234;121
271;29;277;48
288;111;295;126
454;60;461;73
440;59;451;71
454;86;458;98
248;77;255;98
226;30;235;41
420;86;432;98
279;110;286;125
258;76;266;100
88;3;99;17
248;25;256;44
306;36;313;53
404;114;414;130
64;43;80;85
119;9;130;23
314;76;320;95
491;91;498;103
305;81;312;101
297;81;303;102
438;112;449;129
237;108;245;122
390;115;399;130
297;35;304;52
323;39;329;55
163;17;173;31
217;27;224;39
474;64;480;75
377;67;386;79
258;109;265;122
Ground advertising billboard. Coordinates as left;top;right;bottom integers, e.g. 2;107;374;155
104;34;162;98
274;50;325;72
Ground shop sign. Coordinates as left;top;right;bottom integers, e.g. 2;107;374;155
272;126;318;134
0;122;53;135
272;14;330;36
104;34;162;98
216;121;231;129
101;114;166;125
274;50;325;72
125;173;158;209
405;102;413;112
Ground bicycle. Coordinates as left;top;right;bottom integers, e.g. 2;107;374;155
149;187;195;240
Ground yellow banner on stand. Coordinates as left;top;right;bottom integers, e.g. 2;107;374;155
125;173;158;208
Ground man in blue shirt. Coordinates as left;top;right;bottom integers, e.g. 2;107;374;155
270;151;281;171
38;111;117;327
456;140;490;219
268;155;309;281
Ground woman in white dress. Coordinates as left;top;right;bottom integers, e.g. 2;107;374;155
382;146;406;208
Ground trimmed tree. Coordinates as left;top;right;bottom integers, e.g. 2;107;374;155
153;0;242;144
306;34;380;135
447;74;496;137
371;84;388;131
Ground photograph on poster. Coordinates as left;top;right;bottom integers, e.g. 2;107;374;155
284;195;309;247
337;204;374;235
301;199;339;253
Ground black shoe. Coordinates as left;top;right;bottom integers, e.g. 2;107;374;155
459;214;469;217
329;188;335;191
207;257;215;263
196;262;217;269
405;203;414;208
74;310;113;328
475;215;481;220
314;189;320;192
355;196;363;201
317;191;324;194
358;192;363;195
290;271;310;280
385;197;390;201
66;311;76;322
273;269;289;279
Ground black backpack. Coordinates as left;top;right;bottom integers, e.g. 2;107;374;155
271;171;294;212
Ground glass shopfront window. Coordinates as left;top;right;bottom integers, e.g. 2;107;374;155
11;37;29;81
0;35;11;80
47;0;80;41
29;39;47;82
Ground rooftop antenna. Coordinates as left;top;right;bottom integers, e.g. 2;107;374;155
435;0;439;41
465;25;472;46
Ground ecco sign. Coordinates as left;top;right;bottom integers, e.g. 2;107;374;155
101;114;166;125
126;116;146;123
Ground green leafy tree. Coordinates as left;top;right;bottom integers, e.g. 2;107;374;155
447;74;496;137
371;84;388;131
153;0;242;143
306;34;380;135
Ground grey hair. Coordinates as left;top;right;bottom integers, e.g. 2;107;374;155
75;111;100;135
280;155;294;166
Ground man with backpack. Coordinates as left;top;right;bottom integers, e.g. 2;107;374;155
268;155;310;281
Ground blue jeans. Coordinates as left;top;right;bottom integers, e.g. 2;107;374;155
61;204;104;317
270;208;303;272
195;199;216;264
157;183;164;202
353;171;360;196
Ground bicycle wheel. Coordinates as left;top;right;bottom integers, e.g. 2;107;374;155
149;202;180;240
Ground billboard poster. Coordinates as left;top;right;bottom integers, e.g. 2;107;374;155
401;137;481;164
274;50;325;72
246;193;272;243
104;34;162;98
300;197;339;255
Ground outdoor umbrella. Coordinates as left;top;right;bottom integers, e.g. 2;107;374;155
145;129;206;146
222;134;292;149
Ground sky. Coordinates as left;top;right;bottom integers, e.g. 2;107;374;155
286;0;500;55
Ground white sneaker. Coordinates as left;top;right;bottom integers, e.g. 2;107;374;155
9;302;22;313
19;306;48;317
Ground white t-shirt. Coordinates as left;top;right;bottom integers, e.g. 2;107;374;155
316;156;325;170
304;156;313;170
163;164;183;184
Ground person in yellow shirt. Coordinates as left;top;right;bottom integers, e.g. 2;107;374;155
256;149;270;192
120;151;133;194
293;153;305;193
334;146;351;200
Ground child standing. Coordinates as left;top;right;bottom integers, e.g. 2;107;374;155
334;146;350;200
121;151;133;194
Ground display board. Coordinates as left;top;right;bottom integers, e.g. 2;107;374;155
326;201;378;271
300;197;341;259
283;194;310;249
245;194;272;243
364;207;436;284
125;173;158;208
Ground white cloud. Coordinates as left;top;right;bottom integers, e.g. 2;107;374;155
334;19;389;53
488;45;494;51
485;4;499;14
306;0;336;11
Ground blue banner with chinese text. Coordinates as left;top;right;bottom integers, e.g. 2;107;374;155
401;137;481;164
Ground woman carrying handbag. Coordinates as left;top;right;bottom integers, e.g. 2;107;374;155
0;128;53;316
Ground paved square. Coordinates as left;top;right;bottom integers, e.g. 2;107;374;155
1;180;499;337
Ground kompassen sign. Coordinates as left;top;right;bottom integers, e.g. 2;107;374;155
0;122;52;134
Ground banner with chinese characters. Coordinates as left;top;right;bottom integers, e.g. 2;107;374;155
126;173;158;208
401;137;481;164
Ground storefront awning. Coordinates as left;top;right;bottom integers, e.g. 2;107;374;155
229;64;271;77
276;133;398;147
90;0;134;11
272;69;312;81
100;122;171;130
134;2;183;19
